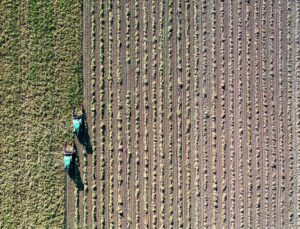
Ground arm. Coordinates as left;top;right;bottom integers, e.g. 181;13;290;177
72;106;76;119
63;143;66;154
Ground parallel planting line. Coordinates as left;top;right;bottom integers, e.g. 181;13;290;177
111;0;120;227
281;0;289;227
249;0;256;226
223;0;232;227
82;0;92;227
137;0;145;226
265;1;276;226
204;0;213;226
94;0;104;227
155;1;164;227
172;0;179;227
103;1;111;227
241;1;248;227
181;0;189;227
145;1;154;227
215;0;223;226
152;1;160;226
162;0;171;227
291;1;300;227
189;1;197;228
128;0;136;226
119;0;128;227
233;0;241;227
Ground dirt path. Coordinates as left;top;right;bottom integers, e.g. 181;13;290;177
65;171;75;229
197;1;204;227
82;0;93;228
94;0;104;228
111;1;119;227
215;0;223;227
103;1;111;227
249;0;258;227
82;0;92;228
171;0;179;225
291;1;300;227
162;1;171;228
137;1;146;227
130;1;137;228
189;1;197;228
241;1;249;227
224;0;232;227
265;1;276;227
154;2;162;228
119;0;128;227
281;1;289;227
257;1;266;227
232;1;241;227
274;0;281;227
181;1;188;227
145;0;155;227
205;0;213;226
128;0;137;227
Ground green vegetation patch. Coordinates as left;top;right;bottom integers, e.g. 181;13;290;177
0;0;82;227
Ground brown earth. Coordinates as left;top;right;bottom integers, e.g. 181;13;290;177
66;0;300;228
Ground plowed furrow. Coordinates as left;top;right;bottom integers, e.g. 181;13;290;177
204;0;213;226
137;0;146;227
65;172;75;229
291;1;300;227
257;1;265;227
103;0;112;227
215;0;223;226
128;0;137;227
111;0;119;227
153;1;162;228
196;1;205;227
249;1;258;227
162;0;171;227
274;0;281;227
233;0;241;227
281;0;289;227
82;0;93;228
265;1;275;227
120;0;128;227
241;1;249;227
223;0;232;227
145;0;155;227
189;1;197;228
94;0;103;228
181;0;188;227
172;0;179;228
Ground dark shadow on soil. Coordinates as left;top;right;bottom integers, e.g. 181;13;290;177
68;145;84;191
77;109;93;154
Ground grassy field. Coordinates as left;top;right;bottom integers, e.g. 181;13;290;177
0;0;82;227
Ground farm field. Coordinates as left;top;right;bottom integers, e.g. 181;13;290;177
1;0;299;228
65;0;300;228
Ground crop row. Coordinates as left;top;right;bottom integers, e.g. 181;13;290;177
98;0;106;227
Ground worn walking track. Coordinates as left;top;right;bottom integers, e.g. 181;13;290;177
64;1;300;228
